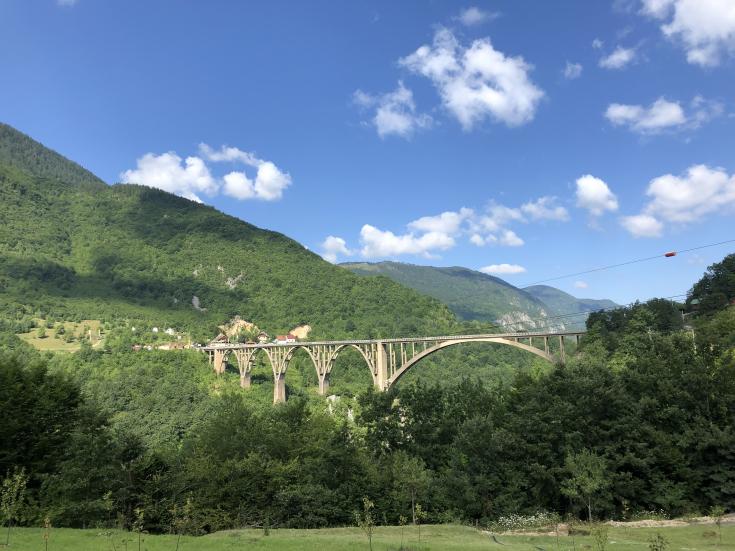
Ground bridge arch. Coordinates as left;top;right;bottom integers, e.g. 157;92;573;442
386;337;555;388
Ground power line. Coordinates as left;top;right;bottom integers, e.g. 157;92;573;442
495;293;688;331
520;238;735;287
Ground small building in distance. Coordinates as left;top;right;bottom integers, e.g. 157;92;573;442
274;333;297;344
257;331;270;343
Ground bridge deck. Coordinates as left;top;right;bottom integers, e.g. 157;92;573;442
200;330;585;351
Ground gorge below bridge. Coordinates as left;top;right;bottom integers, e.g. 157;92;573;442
202;331;586;403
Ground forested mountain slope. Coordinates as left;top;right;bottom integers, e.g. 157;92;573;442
342;261;556;329
524;284;618;328
0;123;457;341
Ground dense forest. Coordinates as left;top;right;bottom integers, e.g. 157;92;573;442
2;254;734;533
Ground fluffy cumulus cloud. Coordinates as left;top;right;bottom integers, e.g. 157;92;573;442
120;144;291;203
575;175;619;216
605;96;722;134
620;214;664;237
479;263;526;275
621;164;735;237
455;6;499;26
399;28;544;130
359;224;455;258
599;46;637;69
323;194;571;262
353;82;432;139
520;196;570;221
120;152;217;203
641;0;735;66
407;208;474;234
321;236;353;263
563;61;583;79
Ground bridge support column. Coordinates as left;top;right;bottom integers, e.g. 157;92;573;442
559;335;566;364
273;372;286;403
375;341;388;391
213;350;226;375
318;373;330;396
240;372;251;388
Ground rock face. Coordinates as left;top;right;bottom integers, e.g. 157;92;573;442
289;324;311;339
221;316;260;338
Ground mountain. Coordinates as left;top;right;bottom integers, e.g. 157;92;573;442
0;123;458;341
341;261;558;330
524;285;618;327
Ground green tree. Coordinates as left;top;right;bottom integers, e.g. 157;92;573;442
561;449;609;522
354;497;375;551
1;467;29;546
391;451;430;524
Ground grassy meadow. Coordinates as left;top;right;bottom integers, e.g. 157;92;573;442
3;523;733;551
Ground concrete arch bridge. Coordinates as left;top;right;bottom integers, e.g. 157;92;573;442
201;331;584;403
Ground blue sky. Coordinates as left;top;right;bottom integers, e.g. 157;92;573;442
1;0;734;304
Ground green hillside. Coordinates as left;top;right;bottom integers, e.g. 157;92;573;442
524;284;618;328
0;123;458;342
342;261;556;329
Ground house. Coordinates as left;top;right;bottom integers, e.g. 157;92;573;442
274;333;297;344
257;331;270;343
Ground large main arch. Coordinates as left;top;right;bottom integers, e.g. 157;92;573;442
385;337;555;388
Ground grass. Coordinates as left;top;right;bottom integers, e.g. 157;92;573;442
2;523;733;551
17;319;105;352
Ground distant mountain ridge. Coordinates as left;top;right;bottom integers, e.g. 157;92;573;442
524;285;618;325
342;262;617;331
342;261;557;330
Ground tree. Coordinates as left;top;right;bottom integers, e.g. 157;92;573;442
391;451;430;524
1;467;29;546
561;449;608;522
36;326;46;339
354;497;375;551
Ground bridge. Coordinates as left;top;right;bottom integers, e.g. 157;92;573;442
201;330;585;403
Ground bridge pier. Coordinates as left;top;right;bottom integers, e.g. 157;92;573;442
240;372;251;388
374;341;389;390
213;349;226;375
273;372;286;403
318;373;330;395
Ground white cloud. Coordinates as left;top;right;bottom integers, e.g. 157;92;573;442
641;0;735;66
120;152;217;203
498;229;524;247
399;28;544;130
455;6;499;26
521;196;570;221
321;236;353;263
605;97;686;133
353;82;432;139
645;164;735;222
574;280;589;289
592;38;604;49
479;263;526;275
575;175;619;216
342;195;570;260
621;164;735;237
563;61;583;79
359;224;455;258
599;46;637;69
620;214;664;237
121;144;291;202
408;208;473;234
604;96;722;134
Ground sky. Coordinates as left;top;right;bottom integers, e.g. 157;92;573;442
1;0;734;304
